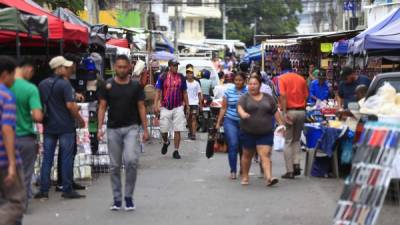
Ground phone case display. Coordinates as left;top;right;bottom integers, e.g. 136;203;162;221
333;122;400;225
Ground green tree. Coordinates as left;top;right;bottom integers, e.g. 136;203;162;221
206;0;302;45
35;0;84;14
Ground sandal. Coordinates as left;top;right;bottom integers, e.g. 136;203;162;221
267;178;279;187
230;173;237;180
241;179;249;185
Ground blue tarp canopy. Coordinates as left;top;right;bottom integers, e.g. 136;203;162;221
152;51;176;61
349;8;400;54
333;40;349;55
243;44;264;62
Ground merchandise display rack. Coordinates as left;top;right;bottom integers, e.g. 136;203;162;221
333;121;400;225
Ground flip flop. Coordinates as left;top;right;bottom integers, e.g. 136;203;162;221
267;178;279;187
241;180;249;185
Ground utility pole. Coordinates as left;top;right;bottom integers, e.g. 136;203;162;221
222;2;226;40
87;0;99;24
174;5;179;54
253;18;257;46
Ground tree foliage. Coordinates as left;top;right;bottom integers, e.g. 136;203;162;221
206;0;302;45
35;0;84;14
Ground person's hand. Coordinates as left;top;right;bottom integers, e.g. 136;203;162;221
78;117;85;128
154;104;160;116
215;122;221;130
284;114;294;125
4;165;17;187
76;93;85;102
97;129;104;141
241;112;250;119
142;129;149;142
276;125;286;134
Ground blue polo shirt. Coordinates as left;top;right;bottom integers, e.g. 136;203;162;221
0;84;21;168
339;75;371;109
309;80;330;103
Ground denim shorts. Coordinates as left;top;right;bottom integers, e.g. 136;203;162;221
240;131;274;149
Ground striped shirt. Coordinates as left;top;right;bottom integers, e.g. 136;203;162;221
0;84;21;168
224;85;248;121
156;72;187;110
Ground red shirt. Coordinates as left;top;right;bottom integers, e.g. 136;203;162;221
278;72;308;109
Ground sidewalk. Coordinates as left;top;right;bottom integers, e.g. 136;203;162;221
24;134;399;225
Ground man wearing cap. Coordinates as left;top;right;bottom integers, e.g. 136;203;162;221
338;66;370;109
35;56;85;199
186;67;202;140
308;69;331;104
154;59;189;159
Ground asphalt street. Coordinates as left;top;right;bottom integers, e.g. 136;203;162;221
25;134;399;225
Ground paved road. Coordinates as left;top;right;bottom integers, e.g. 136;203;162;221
25;134;399;225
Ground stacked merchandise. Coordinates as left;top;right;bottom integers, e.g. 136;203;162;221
93;111;110;174
333;121;400;225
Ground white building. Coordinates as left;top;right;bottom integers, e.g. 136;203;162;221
364;0;400;27
297;0;341;33
153;0;220;42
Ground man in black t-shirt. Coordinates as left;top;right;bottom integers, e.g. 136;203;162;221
98;55;149;211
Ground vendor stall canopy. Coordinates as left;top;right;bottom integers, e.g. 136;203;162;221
349;7;400;55
0;0;89;47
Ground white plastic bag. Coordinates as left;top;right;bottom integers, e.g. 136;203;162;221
273;130;285;152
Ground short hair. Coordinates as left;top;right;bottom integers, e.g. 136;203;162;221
355;84;368;94
186;64;193;69
249;72;262;85
341;66;354;79
234;71;247;81
280;58;292;71
0;56;16;75
218;71;224;79
115;55;130;63
18;57;35;68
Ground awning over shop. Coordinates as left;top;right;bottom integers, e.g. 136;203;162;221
106;38;129;49
332;40;349;55
243;45;264;62
152;51;176;61
349;7;400;54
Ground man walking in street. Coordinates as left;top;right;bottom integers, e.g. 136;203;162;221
10;58;43;210
98;55;149;211
35;56;85;199
186;67;202;140
154;59;189;159
278;58;308;179
0;56;25;225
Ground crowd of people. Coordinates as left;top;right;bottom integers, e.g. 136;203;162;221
0;52;372;225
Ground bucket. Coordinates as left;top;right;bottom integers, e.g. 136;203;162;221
305;126;323;149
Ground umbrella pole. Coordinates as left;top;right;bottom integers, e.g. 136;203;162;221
16;31;21;61
59;40;64;55
45;38;49;59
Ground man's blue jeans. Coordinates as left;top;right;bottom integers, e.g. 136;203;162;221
40;132;75;193
223;117;241;173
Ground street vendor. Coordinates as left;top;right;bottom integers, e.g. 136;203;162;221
308;69;330;104
337;66;371;109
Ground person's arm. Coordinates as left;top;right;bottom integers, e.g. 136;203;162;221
337;83;345;109
154;76;163;115
309;82;318;101
274;110;285;126
216;96;227;129
237;105;250;119
66;102;85;128
2;97;17;186
137;100;149;142
29;88;43;123
97;99;107;140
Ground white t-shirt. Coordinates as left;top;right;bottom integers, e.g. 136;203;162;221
213;83;234;100
186;80;202;106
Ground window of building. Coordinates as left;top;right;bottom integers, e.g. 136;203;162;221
181;20;185;33
199;20;203;33
190;19;193;32
163;2;168;13
187;0;202;7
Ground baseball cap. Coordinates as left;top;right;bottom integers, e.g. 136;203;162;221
186;67;193;73
168;59;179;66
49;56;73;70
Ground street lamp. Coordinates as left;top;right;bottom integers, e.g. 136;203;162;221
251;16;263;46
222;3;247;40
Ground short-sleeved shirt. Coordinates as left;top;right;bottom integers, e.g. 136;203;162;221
10;78;42;136
99;79;145;128
39;76;76;134
238;93;277;135
186;80;201;106
278;72;308;109
339;75;371;109
224;85;248;121
0;84;21;168
156;72;187;110
309;80;330;104
200;79;213;96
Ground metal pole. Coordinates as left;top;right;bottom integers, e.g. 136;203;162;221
261;41;265;72
148;1;153;84
222;3;226;40
174;5;179;54
16;31;21;61
253;18;257;46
